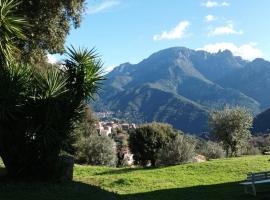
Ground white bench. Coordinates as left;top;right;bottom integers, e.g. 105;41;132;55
240;171;270;196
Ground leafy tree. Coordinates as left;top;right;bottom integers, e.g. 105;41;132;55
0;47;104;179
14;0;86;63
209;106;253;156
75;134;117;166
74;106;98;139
129;123;177;167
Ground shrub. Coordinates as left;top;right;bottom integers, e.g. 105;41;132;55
75;134;117;166
129;122;177;167
241;144;261;156
198;141;225;159
156;135;195;166
250;135;270;154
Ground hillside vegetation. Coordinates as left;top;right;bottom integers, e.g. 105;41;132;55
1;156;270;200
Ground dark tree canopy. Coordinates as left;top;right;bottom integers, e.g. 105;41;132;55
129;123;177;167
16;0;86;63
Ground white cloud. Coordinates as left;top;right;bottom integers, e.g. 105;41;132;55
104;65;116;74
203;1;230;8
47;54;57;64
153;21;190;41
221;2;230;6
208;23;243;36
197;42;263;60
205;15;215;22
87;0;120;14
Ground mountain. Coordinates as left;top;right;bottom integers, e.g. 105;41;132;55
253;108;270;133
218;58;270;110
102;84;209;133
93;47;265;134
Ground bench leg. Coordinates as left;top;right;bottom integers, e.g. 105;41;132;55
244;185;248;194
251;184;256;196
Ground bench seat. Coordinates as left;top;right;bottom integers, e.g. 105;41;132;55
240;179;270;185
240;171;270;196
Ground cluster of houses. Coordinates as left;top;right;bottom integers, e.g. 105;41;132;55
96;120;136;136
95;120;136;166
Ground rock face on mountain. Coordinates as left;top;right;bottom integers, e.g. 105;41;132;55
218;58;270;110
93;47;270;134
253;108;270;133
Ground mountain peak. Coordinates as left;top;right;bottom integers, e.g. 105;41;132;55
149;47;194;59
252;58;267;63
216;49;234;57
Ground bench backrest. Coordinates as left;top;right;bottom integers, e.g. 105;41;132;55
247;171;270;182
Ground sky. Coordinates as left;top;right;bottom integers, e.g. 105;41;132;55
50;0;270;72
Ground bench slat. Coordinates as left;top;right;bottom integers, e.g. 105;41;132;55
246;171;270;182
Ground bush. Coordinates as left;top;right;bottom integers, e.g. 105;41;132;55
129;123;177;167
156;135;195;166
75;134;117;166
198;141;225;159
241;145;261;156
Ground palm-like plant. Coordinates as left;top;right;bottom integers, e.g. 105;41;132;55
0;47;104;179
65;46;105;100
0;0;27;65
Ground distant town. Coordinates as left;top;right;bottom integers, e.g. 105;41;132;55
95;112;137;136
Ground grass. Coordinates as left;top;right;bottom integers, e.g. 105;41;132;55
1;156;270;199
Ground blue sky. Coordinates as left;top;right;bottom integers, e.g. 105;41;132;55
50;0;270;71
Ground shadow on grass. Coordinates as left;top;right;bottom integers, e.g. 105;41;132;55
1;165;270;200
0;166;120;200
122;182;270;200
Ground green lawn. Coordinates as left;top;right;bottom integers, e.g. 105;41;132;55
1;156;270;200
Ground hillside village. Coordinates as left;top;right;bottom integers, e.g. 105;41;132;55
96;120;136;136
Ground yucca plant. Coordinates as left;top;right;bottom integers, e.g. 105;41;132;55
0;0;27;65
0;48;104;179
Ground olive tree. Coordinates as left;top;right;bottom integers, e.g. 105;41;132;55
209;106;253;157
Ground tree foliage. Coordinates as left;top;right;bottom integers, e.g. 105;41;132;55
209;106;253;156
74;106;98;138
15;0;86;63
129;123;177;167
